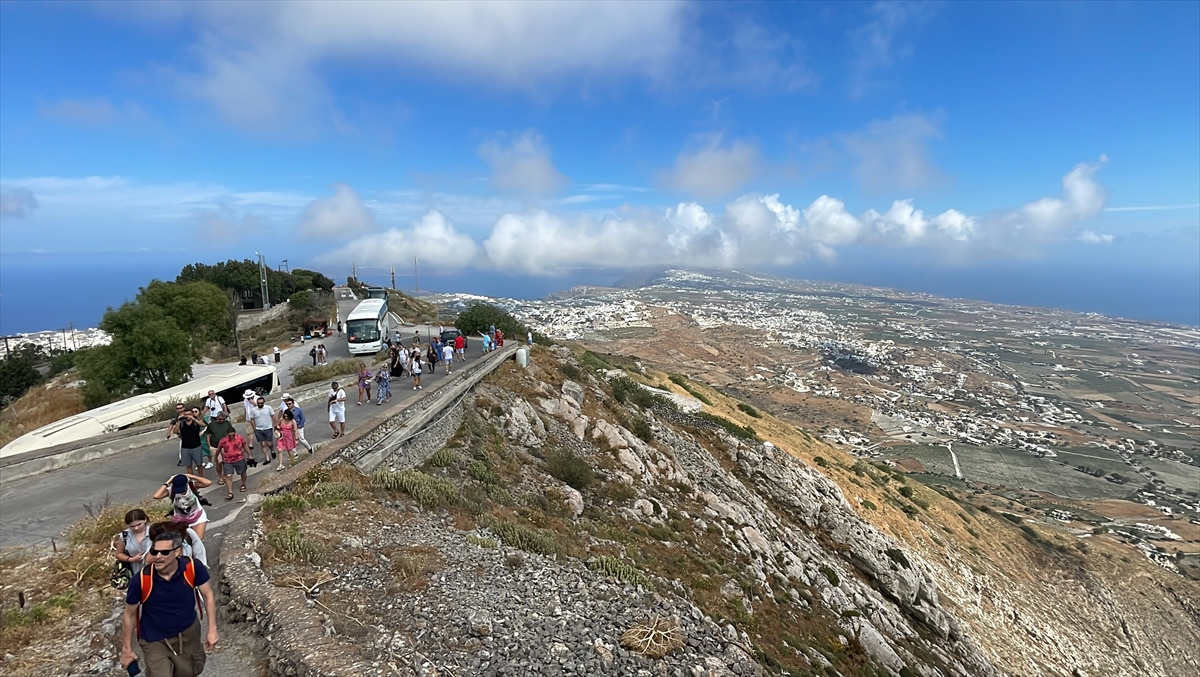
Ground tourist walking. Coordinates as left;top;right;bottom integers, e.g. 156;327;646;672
216;428;249;498
375;365;391;405
241;390;257;452
119;527;218;677
426;344;438;374
411;352;423;390
176;409;206;479
203;390;227;419
442;342;454;375
150;522;207;568
280;395;314;453
190;407;214;471
454;333;465;362
152;474;213;540
204;412;236;485
273;346;281;363
328;381;347;438
276;410;298;471
356;363;372;405
166;403;187;466
112;509;151;577
317;344;328;365
248;396;277;463
309;345;318;366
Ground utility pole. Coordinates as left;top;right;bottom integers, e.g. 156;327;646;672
278;259;289;273
256;252;271;309
391;266;396;290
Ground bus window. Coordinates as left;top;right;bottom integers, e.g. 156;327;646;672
347;319;380;342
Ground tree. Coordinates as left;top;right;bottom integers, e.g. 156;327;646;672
291;268;334;292
77;302;194;405
455;302;530;339
0;354;41;405
137;280;231;346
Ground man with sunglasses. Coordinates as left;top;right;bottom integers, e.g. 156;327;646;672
120;530;218;676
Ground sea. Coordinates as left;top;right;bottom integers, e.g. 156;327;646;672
1;250;1197;335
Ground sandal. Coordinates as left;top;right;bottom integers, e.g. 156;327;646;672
225;492;234;500
239;484;247;493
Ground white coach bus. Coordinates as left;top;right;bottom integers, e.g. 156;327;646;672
346;298;392;355
0;364;279;459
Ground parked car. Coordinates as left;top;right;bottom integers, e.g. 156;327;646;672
440;328;462;343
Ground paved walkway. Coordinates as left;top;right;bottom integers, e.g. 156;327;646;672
0;342;486;550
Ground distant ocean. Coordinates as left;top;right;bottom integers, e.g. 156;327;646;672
1;251;1197;334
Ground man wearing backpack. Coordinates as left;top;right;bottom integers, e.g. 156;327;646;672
120;528;218;676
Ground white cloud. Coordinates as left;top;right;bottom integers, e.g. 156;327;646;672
843;113;943;192
141;2;685;130
660;135;762;198
318;210;478;270
295;182;377;240
849;1;933;98
1077;230;1114;245
478;131;569;198
191;204;265;242
0;187;38;217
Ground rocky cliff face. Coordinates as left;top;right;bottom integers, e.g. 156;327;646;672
252;345;1198;677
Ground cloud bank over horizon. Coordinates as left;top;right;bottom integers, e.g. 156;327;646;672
309;156;1114;274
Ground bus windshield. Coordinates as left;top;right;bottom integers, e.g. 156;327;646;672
346;319;380;343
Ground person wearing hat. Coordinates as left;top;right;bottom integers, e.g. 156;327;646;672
204;411;237;485
280;394;314;453
241;390;258;452
152;474;213;540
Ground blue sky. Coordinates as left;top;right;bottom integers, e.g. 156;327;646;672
1;1;1198;330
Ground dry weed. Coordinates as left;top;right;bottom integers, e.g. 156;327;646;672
0;376;87;447
620;616;685;658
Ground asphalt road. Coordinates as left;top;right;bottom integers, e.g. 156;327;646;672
0;336;487;551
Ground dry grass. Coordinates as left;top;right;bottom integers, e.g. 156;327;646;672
0;497;166;677
0;374;87;448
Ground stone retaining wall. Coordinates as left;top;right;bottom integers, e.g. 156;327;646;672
236;302;292;331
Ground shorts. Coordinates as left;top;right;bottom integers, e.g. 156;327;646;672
254;428;275;443
181;446;204;467
329;409;345;423
224;459;248;476
140;619;206;677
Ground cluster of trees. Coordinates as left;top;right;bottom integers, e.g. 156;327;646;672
75;280;230;407
455;302;537;341
72;261;337;408
176;260;333;308
0;345;46;405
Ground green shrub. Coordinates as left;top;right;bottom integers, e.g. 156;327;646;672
579;351;614;372
861;499;877;511
466;534;499;549
695;412;758;441
310;481;363;507
818;565;840;587
290;359;359;387
668;373;712;405
267;524;324;563
559;363;584;381
467;460;500;485
294;466;330;492
736;402;761;418
373;469;459;508
486;484;514;505
545;448;594;491
481;515;558;555
629;415;654;442
610;377;667;409
898;485;915;499
813;456;829;468
587;556;651;588
427;448;457;468
261;492;309;516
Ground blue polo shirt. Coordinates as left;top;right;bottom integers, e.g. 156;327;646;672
125;557;209;642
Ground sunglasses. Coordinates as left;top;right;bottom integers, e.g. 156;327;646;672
149;547;178;556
